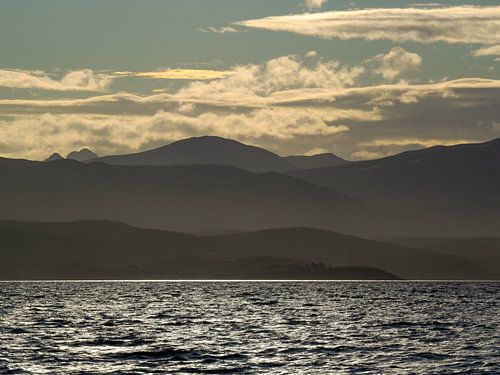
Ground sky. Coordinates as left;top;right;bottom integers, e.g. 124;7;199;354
0;0;499;160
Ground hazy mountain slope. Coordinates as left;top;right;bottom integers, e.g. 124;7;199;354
285;153;348;169
290;138;500;235
95;136;294;173
0;156;37;169
0;220;224;279
385;236;500;278
0;221;490;280
245;264;401;280
0;158;415;236
0;221;402;280
206;227;487;279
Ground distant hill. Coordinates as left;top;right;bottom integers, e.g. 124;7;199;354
95;136;294;173
0;220;225;280
67;148;98;161
44;153;64;162
290;138;500;236
285;153;348;169
43;149;98;162
0;221;492;280
384;236;500;279
206;227;488;280
94;136;348;172
0;156;36;169
0;157;427;236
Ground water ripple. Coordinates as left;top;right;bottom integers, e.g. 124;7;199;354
0;281;498;374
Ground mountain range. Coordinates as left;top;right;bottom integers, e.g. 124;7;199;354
0;157;412;236
91;136;348;172
1;135;499;279
44;148;99;162
1;220;496;280
291;138;500;236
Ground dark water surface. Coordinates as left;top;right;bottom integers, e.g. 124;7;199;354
0;281;498;374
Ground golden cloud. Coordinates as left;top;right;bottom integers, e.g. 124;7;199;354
360;138;479;148
115;69;231;80
236;6;500;45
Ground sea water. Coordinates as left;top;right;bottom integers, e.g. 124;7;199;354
0;281;498;374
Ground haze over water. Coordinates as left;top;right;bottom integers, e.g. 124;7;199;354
1;281;498;374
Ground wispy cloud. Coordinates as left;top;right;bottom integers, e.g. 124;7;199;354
0;69;112;91
236;6;500;45
360;138;478;148
0;110;348;160
1;76;499;115
198;26;239;34
114;69;231;80
351;137;480;160
472;44;500;57
351;150;386;160
1;53;500;160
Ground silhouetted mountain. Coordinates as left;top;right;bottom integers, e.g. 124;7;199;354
285;153;348;169
290;138;500;236
385;236;500;279
0;156;36;169
44;153;64;162
95;136;294;173
67;148;99;161
1;221;491;280
206;227;488;279
0;157;427;236
0;220;225;280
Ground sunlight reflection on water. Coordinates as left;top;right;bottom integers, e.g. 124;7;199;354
0;281;498;374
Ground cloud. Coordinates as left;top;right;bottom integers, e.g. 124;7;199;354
198;26;239;34
367;47;423;81
2;76;499;160
114;69;231;80
177;55;364;100
303;0;328;11
305;50;318;58
1;54;500;160
1;77;499;116
351;137;481;160
304;147;329;155
351;150;385;160
236;6;500;44
0;69;113;91
360;138;478;148
492;121;500;132
0;109;348;160
0;54;368;159
472;44;500;57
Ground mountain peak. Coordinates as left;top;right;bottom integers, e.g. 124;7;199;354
67;148;99;162
44;152;64;162
173;135;240;144
96;136;292;173
94;136;347;172
169;135;271;150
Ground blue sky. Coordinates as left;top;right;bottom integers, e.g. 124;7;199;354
0;1;499;159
